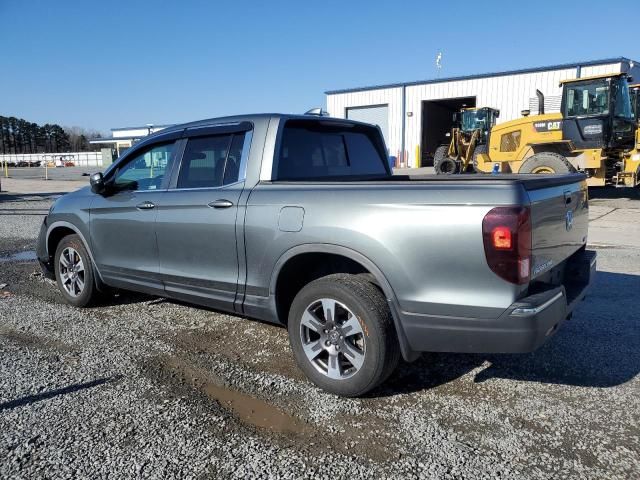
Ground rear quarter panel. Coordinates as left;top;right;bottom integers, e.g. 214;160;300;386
244;181;528;320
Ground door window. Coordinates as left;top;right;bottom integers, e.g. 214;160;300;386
113;142;177;191
177;133;245;189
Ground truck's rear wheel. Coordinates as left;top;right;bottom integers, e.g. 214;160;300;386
519;152;576;174
287;274;399;397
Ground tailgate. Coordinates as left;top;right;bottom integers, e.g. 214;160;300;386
525;175;589;280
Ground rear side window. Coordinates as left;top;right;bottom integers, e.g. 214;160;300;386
177;133;245;189
275;120;388;180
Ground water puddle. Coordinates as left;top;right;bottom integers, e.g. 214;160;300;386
158;356;309;435
148;355;393;461
0;250;37;263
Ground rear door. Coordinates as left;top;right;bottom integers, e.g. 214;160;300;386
526;176;589;280
155;124;252;311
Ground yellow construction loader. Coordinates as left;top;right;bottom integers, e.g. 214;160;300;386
473;73;640;187
433;107;500;174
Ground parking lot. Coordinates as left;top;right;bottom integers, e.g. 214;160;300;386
1;178;639;479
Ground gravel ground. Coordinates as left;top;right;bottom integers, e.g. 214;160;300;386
0;191;638;479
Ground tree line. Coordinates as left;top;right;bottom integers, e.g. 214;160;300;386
0;115;104;154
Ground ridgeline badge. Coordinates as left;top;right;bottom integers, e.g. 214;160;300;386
566;210;574;231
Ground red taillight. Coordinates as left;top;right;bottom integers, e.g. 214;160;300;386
482;206;531;284
492;226;512;249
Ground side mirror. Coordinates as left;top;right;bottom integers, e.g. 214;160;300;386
495;110;500;118
90;172;105;194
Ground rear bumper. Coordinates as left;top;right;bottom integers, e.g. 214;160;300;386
400;249;596;354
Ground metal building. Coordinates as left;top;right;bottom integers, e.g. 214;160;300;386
325;57;640;168
90;124;172;156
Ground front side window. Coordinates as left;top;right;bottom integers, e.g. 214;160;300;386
113;142;176;191
176;132;245;189
564;80;610;117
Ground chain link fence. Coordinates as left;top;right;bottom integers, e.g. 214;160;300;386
1;152;104;180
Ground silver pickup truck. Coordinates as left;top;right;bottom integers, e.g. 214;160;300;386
36;113;595;396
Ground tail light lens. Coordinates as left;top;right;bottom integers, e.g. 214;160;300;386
482;206;531;284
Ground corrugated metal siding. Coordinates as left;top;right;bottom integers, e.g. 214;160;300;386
580;62;622;77
327;61;627;167
528;96;562;114
403;68;580;166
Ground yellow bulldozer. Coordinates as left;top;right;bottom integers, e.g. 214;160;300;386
433;107;500;174
470;72;640;187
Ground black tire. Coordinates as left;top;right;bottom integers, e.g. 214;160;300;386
518;152;576;174
433;145;449;174
54;234;100;307
435;157;458;174
472;144;488;173
287;273;400;397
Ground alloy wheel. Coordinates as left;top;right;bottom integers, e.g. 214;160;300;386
59;247;85;297
299;298;366;380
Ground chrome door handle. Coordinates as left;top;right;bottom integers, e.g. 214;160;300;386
136;201;156;210
208;199;234;209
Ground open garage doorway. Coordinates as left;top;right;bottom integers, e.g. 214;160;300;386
420;96;476;166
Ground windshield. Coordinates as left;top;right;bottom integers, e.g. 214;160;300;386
564;80;610;117
461;110;488;132
614;77;633;119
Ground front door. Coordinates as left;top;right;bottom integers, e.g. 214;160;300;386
156;129;249;311
90;138;180;294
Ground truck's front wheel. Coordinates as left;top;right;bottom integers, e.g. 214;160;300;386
287;274;400;397
54;234;101;307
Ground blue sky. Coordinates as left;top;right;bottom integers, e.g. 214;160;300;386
1;0;638;133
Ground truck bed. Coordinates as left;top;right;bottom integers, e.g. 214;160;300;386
391;172;588;190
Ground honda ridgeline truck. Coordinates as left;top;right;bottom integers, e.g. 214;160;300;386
37;114;595;396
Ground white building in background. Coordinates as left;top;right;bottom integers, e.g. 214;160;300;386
325;57;640;168
90;124;173;157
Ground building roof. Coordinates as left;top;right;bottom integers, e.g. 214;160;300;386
110;124;174;132
325;57;637;95
89;136;140;144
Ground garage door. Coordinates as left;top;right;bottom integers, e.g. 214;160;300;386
346;105;389;147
